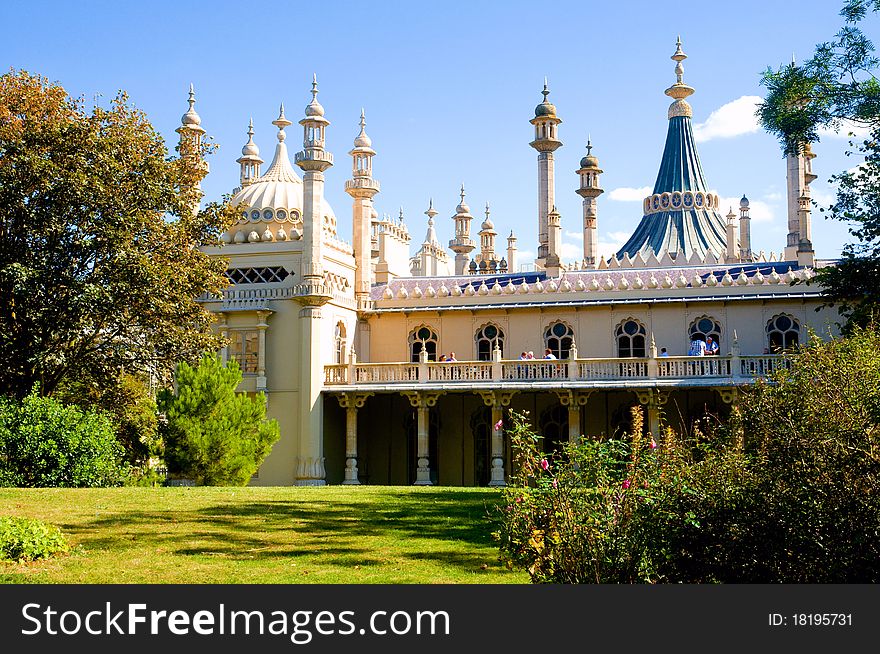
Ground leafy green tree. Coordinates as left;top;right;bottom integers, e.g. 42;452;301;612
57;373;160;465
158;355;279;486
0;389;127;487
0;69;236;400
758;0;880;328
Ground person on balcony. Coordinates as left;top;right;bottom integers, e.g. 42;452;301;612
439;354;448;361
448;352;458;362
688;338;706;356
660;347;669;356
705;336;719;355
543;348;556;359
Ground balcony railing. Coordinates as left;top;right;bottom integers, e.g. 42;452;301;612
324;354;791;386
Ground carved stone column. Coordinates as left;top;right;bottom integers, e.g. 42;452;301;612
477;390;517;487
402;391;445;485
634;389;669;438
336;392;373;484
556;390;593;444
256;310;269;393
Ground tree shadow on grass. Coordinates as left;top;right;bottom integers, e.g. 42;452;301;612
66;488;506;577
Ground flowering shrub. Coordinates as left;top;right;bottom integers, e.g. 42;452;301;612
494;407;700;583
495;325;880;583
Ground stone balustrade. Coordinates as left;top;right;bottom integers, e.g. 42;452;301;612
324;354;790;387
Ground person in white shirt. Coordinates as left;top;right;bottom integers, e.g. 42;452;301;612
688;339;707;356
543;348;557;360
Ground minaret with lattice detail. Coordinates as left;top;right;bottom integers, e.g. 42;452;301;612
449;185;476;275
529;79;562;268
345;109;380;308
292;75;334;486
236;118;263;188
176;84;208;215
576;138;603;267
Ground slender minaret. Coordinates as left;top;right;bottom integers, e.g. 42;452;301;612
725;207;739;263
345;109;380;308
575;139;603;267
785;141;816;264
739;194;752;261
236;118;263;188
529;79;563;268
507;231;518;273
546;205;562;277
293;75;334;486
176;84;208;215
449;185;476;274
478;203;497;263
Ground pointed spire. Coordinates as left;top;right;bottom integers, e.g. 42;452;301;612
273;103;292;141
665;36;695;107
240;117;261;158
180;83;203;128
586;136;592;156
456;184;470;214
305;73;325;117
542;76;549;101
425;198;438;220
353;107;372;148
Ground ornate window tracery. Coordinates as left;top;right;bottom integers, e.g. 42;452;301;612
616;319;646;358
544;321;574;359
767;314;799;352
409;326;438;362
475;324;505;361
688;316;722;349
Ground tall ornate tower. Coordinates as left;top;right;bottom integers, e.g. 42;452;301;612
176;84;208;215
616;38;728;261
449;185;476;274
739;194;752;261
785;142;816;265
477;203;498;264
236;118;263;188
546;205;562;277
345;109;380;308
293;75;334;486
529;79;563;267
575;139;603;267
507;230;518;273
725;207;739;263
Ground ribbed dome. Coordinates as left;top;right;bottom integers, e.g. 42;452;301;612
535;101;557;117
230;139;336;222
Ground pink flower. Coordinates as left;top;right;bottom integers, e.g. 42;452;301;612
515;496;523;504
540;459;550;471
650;439;657;449
622;479;632;490
494;419;503;431
551;479;558;489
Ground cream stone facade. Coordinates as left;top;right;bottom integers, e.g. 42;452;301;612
191;40;838;487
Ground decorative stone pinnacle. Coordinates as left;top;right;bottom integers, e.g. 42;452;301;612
425;198;437;220
586;138;593;156
485;202;490;217
461;185;466;202
359;108;366;129
312;73;319;100
542;77;549;101
188;83;195;109
273;104;292;140
248;117;254;138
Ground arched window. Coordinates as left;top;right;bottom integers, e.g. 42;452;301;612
409;326;438;362
616;319;647;358
767;314;799;352
475;324;504;361
688;316;722;349
334;322;347;364
544;321;574;359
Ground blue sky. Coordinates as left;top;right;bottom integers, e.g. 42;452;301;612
7;0;874;263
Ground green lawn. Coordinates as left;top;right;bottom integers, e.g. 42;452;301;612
0;486;527;584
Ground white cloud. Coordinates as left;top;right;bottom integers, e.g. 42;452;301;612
809;185;836;209
608;186;652;202
565;230;584;242
597;231;630;260
561;242;582;260
818;119;870;139
693;95;762;143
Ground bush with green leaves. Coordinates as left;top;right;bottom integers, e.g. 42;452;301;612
0;390;127;487
496;325;880;583
158;354;280;486
0;516;69;562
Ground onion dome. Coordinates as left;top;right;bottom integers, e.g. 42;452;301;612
580;138;599;168
456;185;471;214
180;83;202;127
305;74;325;117
481;203;495;231
353;108;372;148
534;79;557;117
740;194;750;208
241;118;260;157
